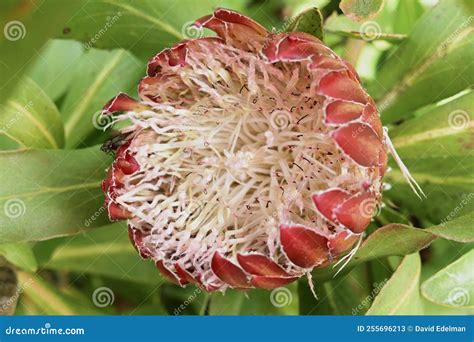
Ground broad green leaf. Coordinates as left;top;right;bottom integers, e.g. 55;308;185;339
313;212;474;280
287;7;324;41
27;39;84;101
340;0;384;22
421;249;474;308
422;296;474;315
45;223;163;285
61;0;248;60
384;159;473;223
62;48;142;148
17;271;105;315
0;77;64;150
0;146;112;244
426;212;474;243
369;0;474;123
244;0;285;31
385;91;474;223
0;0;84;106
0;242;37;272
367;253;423;314
391;91;474;158
420;238;474;283
393;0;425;35
356;213;474;259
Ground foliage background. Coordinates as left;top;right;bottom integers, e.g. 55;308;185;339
0;0;472;315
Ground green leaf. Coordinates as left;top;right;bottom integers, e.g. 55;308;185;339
17;271;105;315
313;212;474;280
324;13;406;42
0;146;112;244
391;91;474;158
0;0;84;106
367;253;423;314
27;39;84;101
0;242;37;272
0;77;64;150
421;249;474;308
393;0;425;35
45;223;163;285
385;91;474;223
369;0;474;123
62;48;142;148
60;0;248;59
425;212;474;243
339;0;384;22
385;159;474;223
286;7;324;41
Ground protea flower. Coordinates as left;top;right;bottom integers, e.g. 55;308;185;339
100;9;415;291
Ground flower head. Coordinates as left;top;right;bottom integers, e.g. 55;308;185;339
101;9;387;291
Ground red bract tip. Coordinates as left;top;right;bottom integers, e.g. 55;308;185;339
280;224;329;268
237;253;290;277
211;252;250;289
312;189;351;224
155;260;182;286
328;231;359;255
102;92;145;115
334;192;377;233
331;123;384;167
319;71;368;104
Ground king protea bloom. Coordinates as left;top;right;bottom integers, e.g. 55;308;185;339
100;9;420;291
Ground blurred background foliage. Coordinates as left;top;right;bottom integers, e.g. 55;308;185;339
0;0;472;315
